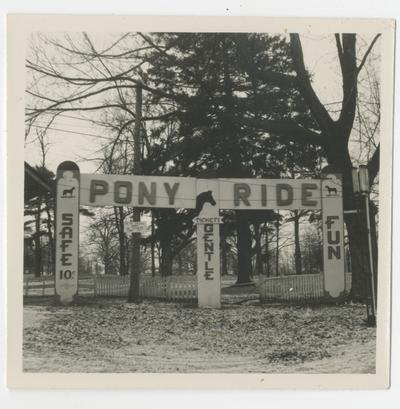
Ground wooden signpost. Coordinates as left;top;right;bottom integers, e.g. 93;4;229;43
195;179;221;308
321;172;345;298
54;161;345;307
55;161;80;304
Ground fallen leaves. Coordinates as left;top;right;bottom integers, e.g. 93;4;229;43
23;299;375;373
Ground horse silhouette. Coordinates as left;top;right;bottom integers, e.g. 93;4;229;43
196;190;216;213
325;185;337;196
62;186;75;197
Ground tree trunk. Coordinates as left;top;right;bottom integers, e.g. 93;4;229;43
254;222;264;276
265;227;270;277
125;237;130;273
34;199;42;277
120;208;127;275
369;201;378;302
151;211;156;277
345;212;370;301
177;252;183;275
236;211;252;283
114;207;127;275
275;212;280;276
221;237;228;275
160;236;173;277
44;197;54;275
294;211;302;274
128;84;142;303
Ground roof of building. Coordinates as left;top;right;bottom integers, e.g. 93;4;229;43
24;162;54;201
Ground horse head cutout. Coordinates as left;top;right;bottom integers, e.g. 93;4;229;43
196;190;216;213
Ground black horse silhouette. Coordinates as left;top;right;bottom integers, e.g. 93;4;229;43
62;186;75;197
325;185;337;196
196;190;216;213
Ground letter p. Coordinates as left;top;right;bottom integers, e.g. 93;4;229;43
89;180;108;203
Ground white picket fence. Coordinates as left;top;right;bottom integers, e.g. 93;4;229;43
257;273;352;302
94;274;197;301
23;275;97;296
23;276;55;296
24;273;352;302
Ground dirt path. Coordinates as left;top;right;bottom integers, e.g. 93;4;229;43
23;300;376;373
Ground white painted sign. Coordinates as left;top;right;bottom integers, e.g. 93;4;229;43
218;178;321;210
54;161;346;306
80;174;196;209
196;179;221;308
55;162;80;304
194;216;223;225
126;221;148;235
321;173;345;298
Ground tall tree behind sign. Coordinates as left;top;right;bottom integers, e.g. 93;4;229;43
237;34;380;299
142;33;321;283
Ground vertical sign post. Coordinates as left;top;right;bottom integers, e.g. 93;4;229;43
55;161;80;304
321;171;345;299
196;179;221;308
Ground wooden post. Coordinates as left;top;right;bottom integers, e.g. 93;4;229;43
321;171;345;299
196;179;221;308
55;161;80;304
151;211;156;277
128;84;142;303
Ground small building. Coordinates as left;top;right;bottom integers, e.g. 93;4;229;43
24;161;54;202
24;162;55;276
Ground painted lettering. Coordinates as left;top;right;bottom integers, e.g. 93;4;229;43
328;246;341;259
325;215;339;229
204;224;213;233
62;213;73;225
114;181;132;204
59;226;73;239
325;215;341;260
328;230;340;244
61;253;72;266
60;239;72;252
89;179;108;203
276;184;293;206
234;183;251;206
59;269;72;280
261;184;267;207
138;182;156;205
301;183;318;207
164;182;180;205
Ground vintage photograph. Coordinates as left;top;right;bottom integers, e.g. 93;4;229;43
7;15;394;387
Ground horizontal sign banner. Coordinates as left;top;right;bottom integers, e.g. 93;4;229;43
80;174;197;209
80;175;331;210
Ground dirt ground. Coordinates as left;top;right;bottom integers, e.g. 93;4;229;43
23;297;376;373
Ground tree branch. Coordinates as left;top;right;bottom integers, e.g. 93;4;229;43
26;61;188;103
242;116;324;146
290;34;335;133
234;34;298;89
367;144;380;185
336;34;357;140
357;34;381;75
